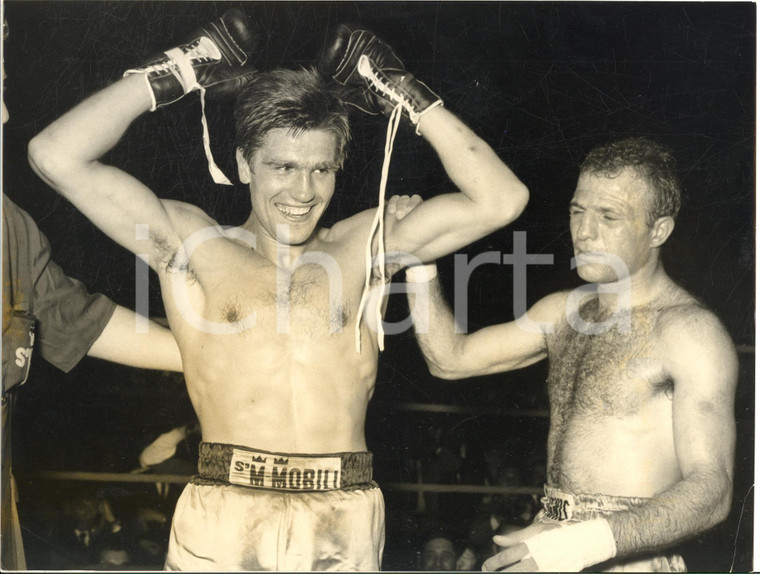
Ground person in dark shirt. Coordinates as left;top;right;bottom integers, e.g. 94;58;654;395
2;18;183;569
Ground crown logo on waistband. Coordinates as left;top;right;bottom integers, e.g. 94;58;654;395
273;457;289;465
251;455;267;463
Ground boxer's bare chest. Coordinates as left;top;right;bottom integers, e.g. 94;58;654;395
164;235;366;340
544;294;693;490
547;298;671;423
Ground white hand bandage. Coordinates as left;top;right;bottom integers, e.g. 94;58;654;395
405;264;437;283
522;519;617;572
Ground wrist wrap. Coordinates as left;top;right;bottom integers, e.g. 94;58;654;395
523;519;617;572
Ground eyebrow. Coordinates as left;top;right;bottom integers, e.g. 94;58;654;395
569;200;622;213
263;158;338;170
262;157;296;166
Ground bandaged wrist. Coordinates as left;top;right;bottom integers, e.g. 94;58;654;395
523;519;616;572
405;264;437;283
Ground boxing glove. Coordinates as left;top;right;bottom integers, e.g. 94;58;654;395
318;24;443;129
125;8;258;111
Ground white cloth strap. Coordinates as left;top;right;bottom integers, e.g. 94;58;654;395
164;47;198;93
405;263;437;283
199;87;234;185
165;44;233;186
522;518;617;572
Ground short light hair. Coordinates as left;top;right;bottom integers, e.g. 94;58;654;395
234;67;351;168
580;136;682;224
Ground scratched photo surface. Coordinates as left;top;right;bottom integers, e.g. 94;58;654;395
2;1;753;570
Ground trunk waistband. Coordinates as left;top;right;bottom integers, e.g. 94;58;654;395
541;484;649;522
194;442;374;492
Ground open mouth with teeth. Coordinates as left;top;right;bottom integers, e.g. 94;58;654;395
276;203;314;219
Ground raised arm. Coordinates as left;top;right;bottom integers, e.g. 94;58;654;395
398;107;528;261
27;10;258;269
319;25;529;262
406;265;561;379
28;75;176;264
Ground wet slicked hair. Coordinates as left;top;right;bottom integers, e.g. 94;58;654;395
234;67;351;167
580;136;682;225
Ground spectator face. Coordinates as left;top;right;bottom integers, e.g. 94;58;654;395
67;497;100;530
422;537;457;571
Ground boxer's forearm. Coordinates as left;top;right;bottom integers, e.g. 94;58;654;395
29;75;152;183
28;75;183;259
416;106;528;226
409;272;467;379
607;466;733;557
88;305;183;372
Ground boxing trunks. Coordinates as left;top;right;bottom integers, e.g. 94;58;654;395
164;442;385;571
537;485;687;572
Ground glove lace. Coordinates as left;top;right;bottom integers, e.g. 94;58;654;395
357;55;418;122
355;102;403;353
199;87;234;185
169;37;231;185
184;37;222;66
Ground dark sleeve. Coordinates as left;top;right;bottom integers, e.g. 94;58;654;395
33;256;116;373
6;199;117;373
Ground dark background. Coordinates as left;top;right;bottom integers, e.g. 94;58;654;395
3;1;754;571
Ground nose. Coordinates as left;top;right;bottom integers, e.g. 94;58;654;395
290;170;316;203
573;212;597;242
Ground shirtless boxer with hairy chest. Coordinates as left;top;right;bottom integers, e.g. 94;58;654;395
28;11;528;571
547;289;696;498
407;137;737;572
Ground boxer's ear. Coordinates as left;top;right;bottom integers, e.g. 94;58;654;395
236;148;251;184
649;216;674;248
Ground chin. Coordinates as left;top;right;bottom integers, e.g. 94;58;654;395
272;219;319;245
284;228;317;246
576;264;622;284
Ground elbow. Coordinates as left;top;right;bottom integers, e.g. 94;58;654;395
430;367;464;381
28;132;58;181
491;181;529;228
507;182;530;223
419;335;472;380
28;130;76;189
714;474;733;525
426;356;467;381
704;469;734;530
